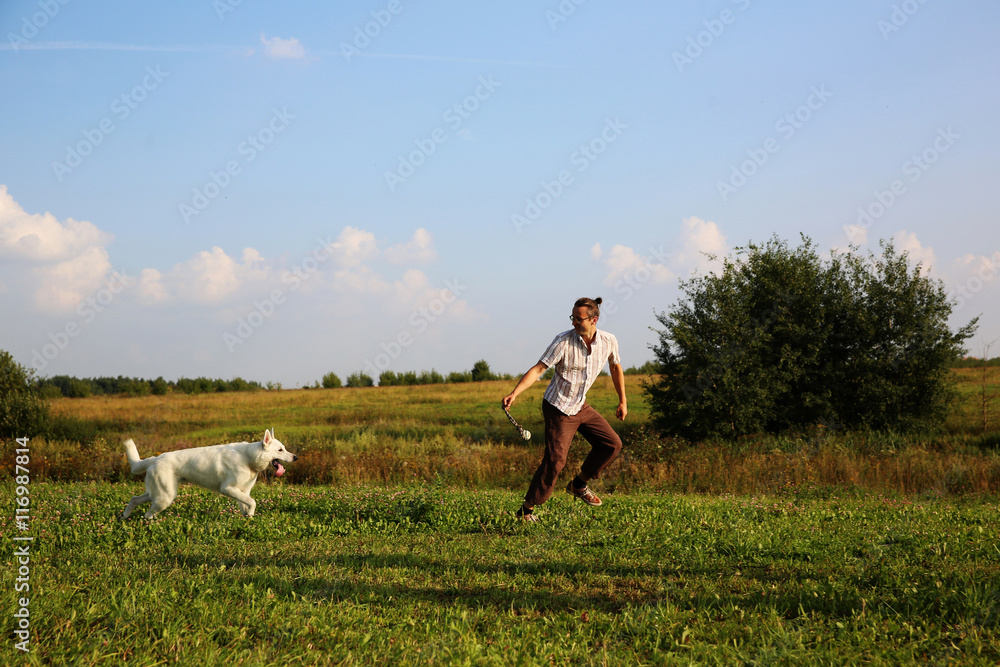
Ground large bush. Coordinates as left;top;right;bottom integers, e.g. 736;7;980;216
0;350;50;438
644;236;977;440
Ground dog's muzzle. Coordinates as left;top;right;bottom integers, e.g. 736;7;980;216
271;455;296;477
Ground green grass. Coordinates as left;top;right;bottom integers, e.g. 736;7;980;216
5;371;999;663
20;372;1000;496
4;481;999;665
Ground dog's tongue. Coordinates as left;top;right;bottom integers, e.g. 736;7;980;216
274;462;285;477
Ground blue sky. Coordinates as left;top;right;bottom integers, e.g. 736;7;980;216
2;0;998;387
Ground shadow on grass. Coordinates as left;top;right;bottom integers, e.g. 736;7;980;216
164;548;892;622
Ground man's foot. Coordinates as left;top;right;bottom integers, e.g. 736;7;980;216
566;480;602;506
515;506;538;522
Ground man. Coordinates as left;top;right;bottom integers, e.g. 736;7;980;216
501;297;627;521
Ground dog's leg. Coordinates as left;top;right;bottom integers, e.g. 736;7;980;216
143;474;178;519
220;485;256;517
238;477;259;516
122;492;151;519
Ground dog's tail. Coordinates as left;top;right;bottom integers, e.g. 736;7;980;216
123;438;152;475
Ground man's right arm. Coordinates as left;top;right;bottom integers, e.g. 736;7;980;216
502;361;548;409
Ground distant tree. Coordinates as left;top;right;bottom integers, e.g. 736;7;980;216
151;377;169;395
378;370;399;387
419;370;445;385
322;372;343;389
119;378;151;397
470;359;496;382
41;375;92;398
447;371;472;383
346;372;374;388
227;377;260;392
0;350;50;438
625;360;661;375
644;236;977;440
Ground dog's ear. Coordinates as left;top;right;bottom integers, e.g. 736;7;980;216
263;429;273;445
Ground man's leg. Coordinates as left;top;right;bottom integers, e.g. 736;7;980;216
522;400;580;509
569;403;622;495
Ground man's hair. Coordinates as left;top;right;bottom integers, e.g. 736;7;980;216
574;296;603;319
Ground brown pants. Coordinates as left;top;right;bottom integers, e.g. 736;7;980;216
523;400;623;507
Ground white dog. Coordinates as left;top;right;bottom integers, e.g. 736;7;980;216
122;429;297;519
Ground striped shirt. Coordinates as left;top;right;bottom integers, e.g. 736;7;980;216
539;328;621;416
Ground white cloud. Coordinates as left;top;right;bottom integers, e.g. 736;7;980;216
592;216;727;287
385;228;437;265
143;247;271;305
137;268;169;305
329;226;379;267
840;223;868;248
944;249;1000;314
0;185;118;313
0;185;113;263
331;264;390;295
670;216;728;276
592;243;673;287
32;246;114;312
260;34;306;59
392;268;431;302
892;230;936;275
137;227;441;305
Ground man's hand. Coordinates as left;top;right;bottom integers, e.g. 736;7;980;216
503;362;547;412
609;362;627;421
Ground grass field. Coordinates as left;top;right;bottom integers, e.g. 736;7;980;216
3;369;1000;664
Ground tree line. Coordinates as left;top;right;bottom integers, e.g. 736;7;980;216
3;235;990;441
33;375;268;398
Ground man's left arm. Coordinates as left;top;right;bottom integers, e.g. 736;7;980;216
609;361;627;421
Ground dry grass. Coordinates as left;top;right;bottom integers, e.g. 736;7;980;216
11;371;1000;496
